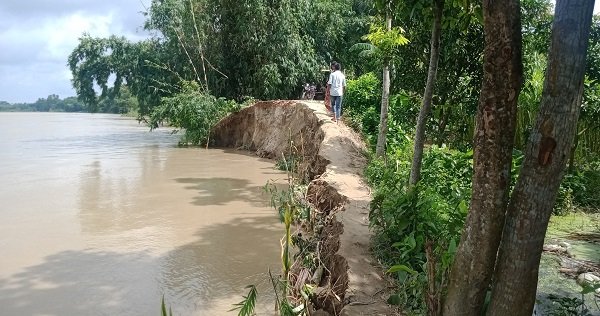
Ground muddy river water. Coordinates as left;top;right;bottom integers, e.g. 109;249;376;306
0;112;285;315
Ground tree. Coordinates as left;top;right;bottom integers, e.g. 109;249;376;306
302;0;373;74
408;0;444;185
68;34;167;115
391;1;484;150
444;1;595;315
487;1;595;314
367;0;409;157
443;0;524;313
375;2;393;157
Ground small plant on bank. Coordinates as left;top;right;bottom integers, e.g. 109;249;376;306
161;296;173;316
230;285;258;316
262;170;313;315
234;133;317;316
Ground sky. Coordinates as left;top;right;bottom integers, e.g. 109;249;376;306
0;1;599;104
0;0;150;103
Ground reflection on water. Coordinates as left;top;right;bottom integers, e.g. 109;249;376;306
0;113;285;315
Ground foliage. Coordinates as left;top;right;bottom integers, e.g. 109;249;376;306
68;34;168;115
148;81;242;146
560;161;600;211
275;155;300;173
521;0;553;55
99;86;139;114
578;79;600;160
389;0;484;151
367;143;471;312
386;92;420;145
361;25;410;61
546;294;595;316
345;72;382;115
302;0;374;74
343;73;418;150
210;0;320;100
343;73;382;142
160;296;173;316
516;52;546;149
230;285;258;316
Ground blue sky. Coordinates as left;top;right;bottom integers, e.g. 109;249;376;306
0;1;598;104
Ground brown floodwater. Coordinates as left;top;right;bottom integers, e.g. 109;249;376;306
0;112;286;315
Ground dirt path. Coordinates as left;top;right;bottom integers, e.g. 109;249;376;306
300;101;397;316
211;100;397;315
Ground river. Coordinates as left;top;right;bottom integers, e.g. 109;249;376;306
0;112;285;315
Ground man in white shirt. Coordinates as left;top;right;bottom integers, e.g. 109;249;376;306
327;62;346;123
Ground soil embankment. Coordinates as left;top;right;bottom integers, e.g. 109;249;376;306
211;100;395;315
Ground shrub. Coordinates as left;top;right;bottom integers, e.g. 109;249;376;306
367;144;472;313
344;72;381;116
343;73;381;145
149;81;243;146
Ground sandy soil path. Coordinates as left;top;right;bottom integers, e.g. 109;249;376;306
300;101;398;316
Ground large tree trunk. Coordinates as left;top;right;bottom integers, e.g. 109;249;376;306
487;2;594;315
408;0;444;185
375;12;393;157
442;0;523;314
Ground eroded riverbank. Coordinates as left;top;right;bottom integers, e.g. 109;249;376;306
211;100;396;315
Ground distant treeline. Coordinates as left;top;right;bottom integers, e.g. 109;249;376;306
0;88;137;114
0;95;85;112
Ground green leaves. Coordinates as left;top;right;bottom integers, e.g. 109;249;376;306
364;25;409;50
149;80;239;146
387;293;402;306
230;285;258;316
367;143;472;312
68;34;166;115
357;25;409;63
387;264;417;275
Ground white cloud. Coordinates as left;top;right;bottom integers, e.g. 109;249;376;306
0;0;149;103
44;13;115;61
0;0;597;103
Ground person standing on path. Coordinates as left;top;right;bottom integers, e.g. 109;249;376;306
327;62;346;123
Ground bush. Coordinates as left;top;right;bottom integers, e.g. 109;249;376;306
149;81;243;146
366;144;472;313
343;73;417;150
343;73;382;145
344;72;381;116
